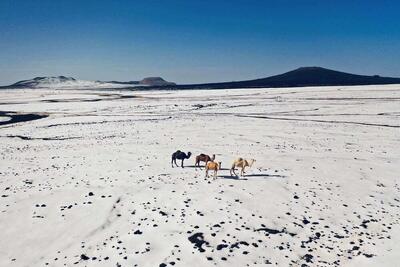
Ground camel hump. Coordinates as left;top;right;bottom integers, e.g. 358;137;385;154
172;150;181;157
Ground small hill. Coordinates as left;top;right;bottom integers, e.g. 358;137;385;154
5;76;127;89
11;76;76;88
139;77;176;86
1;76;176;89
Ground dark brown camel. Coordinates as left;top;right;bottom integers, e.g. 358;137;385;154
195;154;215;168
171;150;192;168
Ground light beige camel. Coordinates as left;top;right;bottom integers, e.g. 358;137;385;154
230;158;256;176
205;161;221;180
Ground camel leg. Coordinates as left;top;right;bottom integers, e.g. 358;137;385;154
174;159;179;167
214;170;217;180
241;166;246;176
181;159;184;168
171;157;174;168
205;168;208;178
231;168;237;177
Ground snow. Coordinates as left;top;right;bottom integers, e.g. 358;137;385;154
0;116;11;122
0;84;399;266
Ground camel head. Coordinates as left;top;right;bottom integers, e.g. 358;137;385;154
218;162;222;170
187;152;192;159
211;154;216;161
249;159;256;167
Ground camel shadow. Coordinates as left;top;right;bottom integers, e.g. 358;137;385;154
184;165;214;169
218;175;248;180
218;173;286;180
245;174;286;178
184;165;230;171
172;164;202;169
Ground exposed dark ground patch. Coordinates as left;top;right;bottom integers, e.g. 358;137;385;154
0;111;47;126
0;135;81;141
42;116;172;128
0;93;137;106
237;114;400;128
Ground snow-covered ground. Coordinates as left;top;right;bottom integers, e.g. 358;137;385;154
0;85;399;267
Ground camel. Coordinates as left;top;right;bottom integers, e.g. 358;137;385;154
195;154;215;168
171;150;192;168
205;161;222;180
230;158;256;176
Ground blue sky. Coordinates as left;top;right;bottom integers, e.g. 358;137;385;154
0;0;399;85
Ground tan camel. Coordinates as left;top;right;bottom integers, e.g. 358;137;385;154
230;158;256;176
205;161;221;180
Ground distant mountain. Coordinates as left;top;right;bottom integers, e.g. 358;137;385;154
139;77;176;86
1;76;175;89
173;67;400;89
106;77;176;86
5;76;129;89
2;67;399;90
11;76;76;88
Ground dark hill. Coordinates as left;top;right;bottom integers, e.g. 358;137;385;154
173;67;400;89
139;77;176;86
